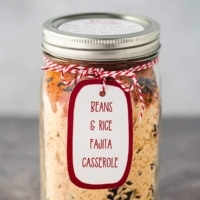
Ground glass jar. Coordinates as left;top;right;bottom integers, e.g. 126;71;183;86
40;13;161;200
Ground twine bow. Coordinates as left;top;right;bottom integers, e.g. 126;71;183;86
42;56;158;119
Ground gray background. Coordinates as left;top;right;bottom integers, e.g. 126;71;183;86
1;2;200;200
0;0;200;117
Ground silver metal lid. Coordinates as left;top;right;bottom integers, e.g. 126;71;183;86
42;13;160;61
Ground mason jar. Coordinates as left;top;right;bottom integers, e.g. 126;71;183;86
40;13;161;200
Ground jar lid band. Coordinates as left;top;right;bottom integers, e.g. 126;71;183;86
42;13;160;61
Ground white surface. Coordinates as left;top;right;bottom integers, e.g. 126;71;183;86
0;0;200;117
58;18;144;35
72;82;129;185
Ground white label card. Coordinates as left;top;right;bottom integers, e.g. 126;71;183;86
58;18;144;35
67;79;133;189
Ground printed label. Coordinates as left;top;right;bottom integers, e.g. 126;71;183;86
58;18;144;35
67;80;133;189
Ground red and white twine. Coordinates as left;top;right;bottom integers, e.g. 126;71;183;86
42;56;158;119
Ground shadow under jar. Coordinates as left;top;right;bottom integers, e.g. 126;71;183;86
40;13;161;200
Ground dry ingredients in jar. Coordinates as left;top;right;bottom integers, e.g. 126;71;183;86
40;13;161;200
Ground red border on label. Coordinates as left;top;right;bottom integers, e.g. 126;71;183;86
67;79;133;189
